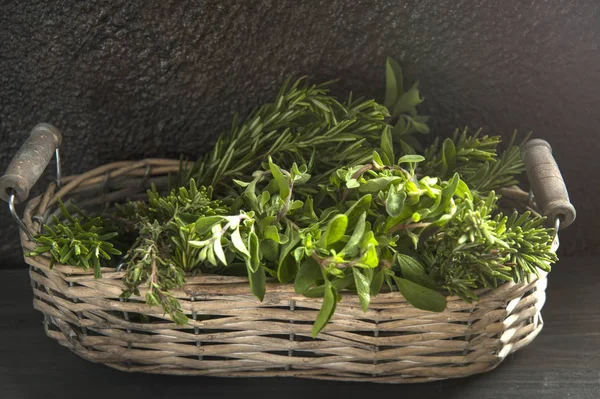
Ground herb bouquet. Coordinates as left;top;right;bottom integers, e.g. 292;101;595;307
8;58;573;382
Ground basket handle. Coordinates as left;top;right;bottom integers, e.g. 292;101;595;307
521;139;576;229
0;123;62;204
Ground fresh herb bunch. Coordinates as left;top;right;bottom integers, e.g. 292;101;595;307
28;200;122;277
29;57;557;336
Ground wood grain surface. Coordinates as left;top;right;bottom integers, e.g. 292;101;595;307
1;256;598;399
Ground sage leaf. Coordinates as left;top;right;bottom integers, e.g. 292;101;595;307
213;237;227;265
383;57;403;109
370;270;385;297
340;212;366;257
312;284;337;337
247;262;266;301
268;156;290;200
358;177;402;193
393;276;446;312
195;216;225;236
442;138;457;175
397;154;425;164
294;258;322;294
386;189;406;217
247;231;260;273
397;254;436;289
380;126;395;165
277;254;297;283
353;268;371;312
231;227;250;257
320;214;348;247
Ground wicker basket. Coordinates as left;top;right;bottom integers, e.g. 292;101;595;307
1;124;576;383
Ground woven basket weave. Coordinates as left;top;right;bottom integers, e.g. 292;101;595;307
17;158;552;383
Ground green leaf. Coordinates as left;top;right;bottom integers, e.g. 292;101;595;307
360;244;378;268
320;214;348;247
195;216;225;235
268;156;290;200
353;268;371;312
247;231;260;272
386;189;406;217
392;81;423;117
358;176;402;193
345;194;372;225
260;239;279;262
455;179;473;200
213;238;227;265
396;254;436;289
383;57;403;109
294;258;322;294
405;115;430;134
397;155;425;164
312;284;337;337
278;221;301;265
345;178;360;189
264;225;281;243
442;138;457;175
277;254;297;283
380;126;395;165
393;276;446;312
370;270;385;297
231;227;250;257
247;262;266;301
340;212;366;257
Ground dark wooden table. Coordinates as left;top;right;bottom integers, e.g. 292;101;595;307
1;256;598;399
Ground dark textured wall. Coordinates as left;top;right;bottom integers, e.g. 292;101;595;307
1;0;599;267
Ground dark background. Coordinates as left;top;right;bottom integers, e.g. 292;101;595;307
1;0;599;266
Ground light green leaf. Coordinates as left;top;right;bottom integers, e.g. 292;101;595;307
293;246;305;263
346;178;360;189
397;154;425;164
312;284;337;337
455;179;473;200
268;156;290;200
358;177;402;193
392;81;423;117
195;216;225;236
384;57;403;109
386;189;406;217
353;268;372;312
393;276;446;312
320;214;348;247
380;126;395;165
231;227;250;257
442;138;457;175
360;244;378;268
278;221;301;265
213;237;227;265
264;225;281;243
340;212;366;257
345;194;372;226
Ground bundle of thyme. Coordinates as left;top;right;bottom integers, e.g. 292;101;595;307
29;58;557;336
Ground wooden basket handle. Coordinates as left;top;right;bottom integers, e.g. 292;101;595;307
521;139;576;229
0;123;62;204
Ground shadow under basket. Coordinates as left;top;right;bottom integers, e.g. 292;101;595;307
17;158;552;384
